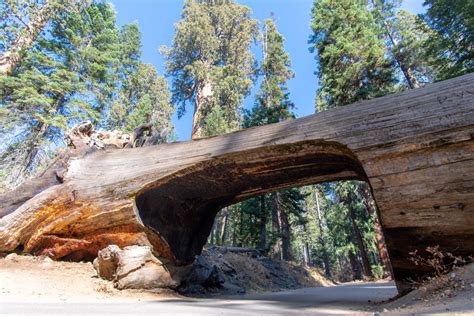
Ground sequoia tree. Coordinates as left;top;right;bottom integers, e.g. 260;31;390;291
163;0;258;139
0;0;83;76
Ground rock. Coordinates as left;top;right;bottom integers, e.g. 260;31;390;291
5;253;19;261
94;245;177;290
94;245;121;281
177;249;244;295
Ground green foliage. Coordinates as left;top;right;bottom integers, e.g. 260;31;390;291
422;0;474;79
108;63;174;139
310;0;396;110
0;2;174;187
244;18;295;127
1;2;121;186
371;0;444;88
163;0;258;135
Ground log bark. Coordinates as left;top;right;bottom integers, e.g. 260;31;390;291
0;74;473;293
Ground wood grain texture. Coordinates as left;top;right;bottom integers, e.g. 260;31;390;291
1;74;473;292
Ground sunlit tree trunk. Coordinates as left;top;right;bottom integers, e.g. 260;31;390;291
0;1;58;76
271;192;282;259
361;183;393;278
191;78;213;139
314;190;332;278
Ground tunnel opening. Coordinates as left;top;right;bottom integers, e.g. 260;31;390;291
134;139;389;269
204;179;393;288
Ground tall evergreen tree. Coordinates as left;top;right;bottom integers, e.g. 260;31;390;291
0;2;130;188
310;0;396;111
0;0;82;76
163;0;258;139
242;18;300;260
371;1;441;88
422;0;473;79
310;0;394;278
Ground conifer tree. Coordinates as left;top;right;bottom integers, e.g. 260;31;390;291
310;0;395;111
422;0;473;79
163;0;258;139
0;0;82;76
371;0;441;88
310;0;394;278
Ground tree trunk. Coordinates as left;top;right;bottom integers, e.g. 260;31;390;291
349;206;373;278
219;207;229;245
302;240;311;266
271;192;282;260
0;1;58;76
279;200;292;261
0;75;472;293
349;252;363;280
360;183;393;278
191;79;213;139
314;190;332;278
258;195;267;250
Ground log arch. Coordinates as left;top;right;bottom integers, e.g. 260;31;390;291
135;140;368;263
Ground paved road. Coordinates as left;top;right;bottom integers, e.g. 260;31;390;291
1;282;397;315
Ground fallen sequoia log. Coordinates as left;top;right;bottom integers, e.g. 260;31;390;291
0;74;473;292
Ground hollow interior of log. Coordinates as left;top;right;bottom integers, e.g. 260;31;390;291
135;140;367;264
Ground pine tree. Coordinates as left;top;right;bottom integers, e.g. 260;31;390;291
310;0;393;279
244;18;294;127
108;61;174;141
163;0;258;139
0;0;81;76
310;0;396;111
422;0;473;79
0;2;122;188
371;0;441;88
241;18;300;260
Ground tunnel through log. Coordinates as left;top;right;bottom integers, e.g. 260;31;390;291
135;140;367;263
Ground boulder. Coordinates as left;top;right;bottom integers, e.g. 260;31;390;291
94;245;177;290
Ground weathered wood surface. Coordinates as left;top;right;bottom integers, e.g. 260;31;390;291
0;74;473;292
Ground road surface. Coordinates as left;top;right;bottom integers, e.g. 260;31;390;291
1;282;397;315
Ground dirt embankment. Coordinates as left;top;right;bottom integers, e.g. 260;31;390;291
377;263;474;314
177;247;332;295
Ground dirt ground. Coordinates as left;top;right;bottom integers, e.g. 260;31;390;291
0;253;179;303
376;263;474;314
1;253;473;315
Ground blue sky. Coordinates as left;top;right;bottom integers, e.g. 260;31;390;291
110;0;426;141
